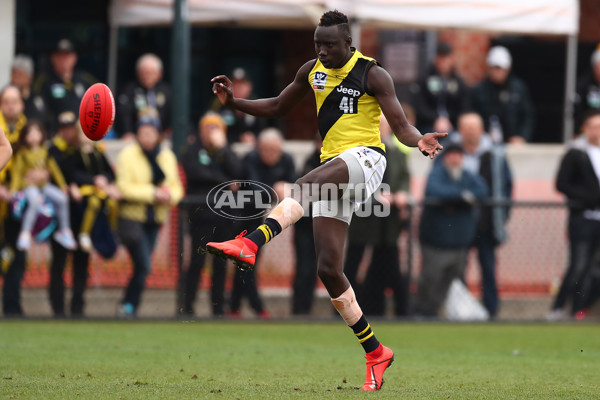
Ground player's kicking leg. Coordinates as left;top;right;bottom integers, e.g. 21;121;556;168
205;197;304;270
206;150;393;389
313;214;394;391
205;156;344;269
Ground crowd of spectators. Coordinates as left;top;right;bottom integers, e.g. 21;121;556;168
0;37;597;321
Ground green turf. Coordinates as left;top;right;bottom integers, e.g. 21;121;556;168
0;321;598;399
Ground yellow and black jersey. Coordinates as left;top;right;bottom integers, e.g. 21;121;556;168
308;49;385;162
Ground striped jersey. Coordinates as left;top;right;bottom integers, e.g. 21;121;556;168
308;49;385;162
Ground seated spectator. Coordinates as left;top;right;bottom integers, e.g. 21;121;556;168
115;115;183;318
179;112;243;317
468;46;534;144
11;54;46;123
117;53;171;140
415;143;487;318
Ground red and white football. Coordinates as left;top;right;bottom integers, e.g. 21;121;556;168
79;83;115;141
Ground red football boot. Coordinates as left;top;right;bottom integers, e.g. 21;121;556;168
206;231;256;271
362;344;394;391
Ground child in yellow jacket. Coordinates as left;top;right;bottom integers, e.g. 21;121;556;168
11;122;76;250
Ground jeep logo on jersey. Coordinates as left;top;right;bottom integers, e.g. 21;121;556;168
336;86;361;97
207;180;278;220
313;71;327;90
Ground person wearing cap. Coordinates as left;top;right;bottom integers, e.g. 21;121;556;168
115;113;183;318
10;54;46;123
47;110;92;317
211;68;263;145
178;112;243;317
33;39;96;135
574;47;600;133
117;53;172;140
410;41;469;135
468;46;534;144
415;142;488;317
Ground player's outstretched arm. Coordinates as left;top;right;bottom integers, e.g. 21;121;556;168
0;126;13;171
211;61;314;119
368;65;446;158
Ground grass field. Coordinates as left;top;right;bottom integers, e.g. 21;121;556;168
0;321;598;399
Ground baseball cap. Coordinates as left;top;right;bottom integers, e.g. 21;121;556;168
436;42;452;56
443;142;464;156
55;39;75;53
487;46;512;69
57;111;77;127
137;114;162;131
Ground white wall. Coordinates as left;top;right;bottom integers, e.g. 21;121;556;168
408;144;566;181
0;0;15;85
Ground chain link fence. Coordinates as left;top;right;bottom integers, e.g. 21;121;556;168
3;196;585;320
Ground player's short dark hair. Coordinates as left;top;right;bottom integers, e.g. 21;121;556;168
319;10;351;39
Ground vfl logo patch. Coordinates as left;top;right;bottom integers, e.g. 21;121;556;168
313;71;327;91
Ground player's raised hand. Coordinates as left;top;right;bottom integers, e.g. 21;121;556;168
418;132;448;159
211;75;234;106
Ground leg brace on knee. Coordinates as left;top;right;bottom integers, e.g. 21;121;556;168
331;285;363;326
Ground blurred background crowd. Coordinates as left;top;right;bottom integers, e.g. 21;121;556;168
1;0;600;321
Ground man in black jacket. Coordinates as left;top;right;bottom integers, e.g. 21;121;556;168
34;39;96;135
10;55;46;123
549;111;600;320
117;53;171;140
411;42;468;134
574;49;600;132
179;112;243;317
47;111;90;317
469;46;534;144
